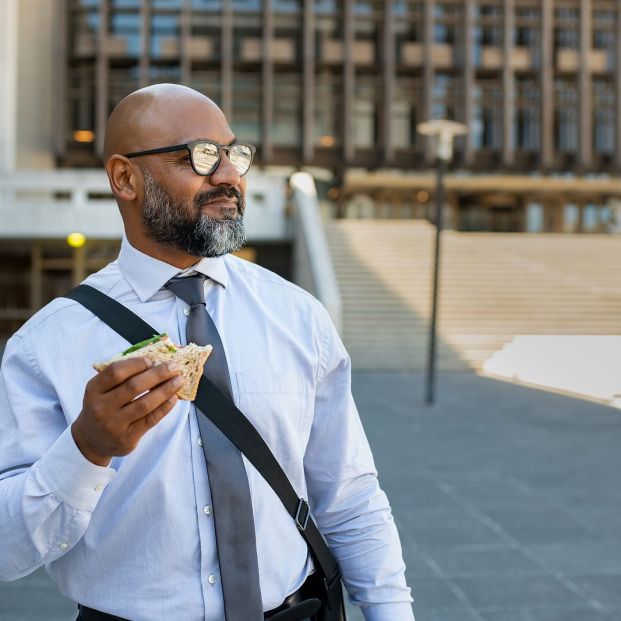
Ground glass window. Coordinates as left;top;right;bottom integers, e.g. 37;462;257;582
151;13;179;58
108;65;140;113
593;80;615;155
354;78;377;148
314;72;341;148
563;203;580;233
232;73;261;144
554;80;578;153
68;64;96;141
110;10;140;57
192;0;223;8
554;6;579;48
514;78;540;151
432;73;459;120
472;80;502;150
190;71;221;107
526;203;544;233
392;77;421;148
232;0;261;10
272;74;302;147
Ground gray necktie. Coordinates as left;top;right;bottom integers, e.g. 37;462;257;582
166;274;263;621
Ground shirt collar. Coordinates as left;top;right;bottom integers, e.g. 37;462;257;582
118;236;229;302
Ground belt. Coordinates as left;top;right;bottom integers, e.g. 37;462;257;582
77;574;321;621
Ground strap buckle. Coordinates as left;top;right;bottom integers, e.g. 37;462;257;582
294;498;310;532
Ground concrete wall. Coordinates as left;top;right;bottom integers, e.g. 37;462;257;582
15;0;55;170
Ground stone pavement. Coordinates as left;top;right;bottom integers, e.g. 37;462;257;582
2;372;620;620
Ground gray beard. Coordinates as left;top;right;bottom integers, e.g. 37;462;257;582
141;168;247;258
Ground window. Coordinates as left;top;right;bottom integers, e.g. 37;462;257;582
514;78;540;151
232;73;261;144
432;73;459;121
593;79;614;155
472;80;502;150
554;6;579;48
272;74;302;147
554;80;578;152
314;72;342;148
354;78;378;148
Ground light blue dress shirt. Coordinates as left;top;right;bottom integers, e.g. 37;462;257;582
0;237;414;620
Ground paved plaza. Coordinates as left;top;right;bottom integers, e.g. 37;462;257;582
1;372;620;620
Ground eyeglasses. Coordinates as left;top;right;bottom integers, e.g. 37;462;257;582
124;140;256;177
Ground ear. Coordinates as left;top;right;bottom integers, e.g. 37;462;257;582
106;155;139;202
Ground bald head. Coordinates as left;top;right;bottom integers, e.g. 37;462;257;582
103;84;225;162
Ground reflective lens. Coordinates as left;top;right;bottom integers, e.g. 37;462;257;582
192;142;220;174
228;144;253;175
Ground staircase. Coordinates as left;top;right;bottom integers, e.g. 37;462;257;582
325;220;621;370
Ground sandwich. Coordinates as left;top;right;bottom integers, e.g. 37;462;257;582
93;334;212;401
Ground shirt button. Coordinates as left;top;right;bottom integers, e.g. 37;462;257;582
59;542;68;550
94;483;105;492
203;505;213;516
197;437;203;447
184;307;191;316
208;574;217;585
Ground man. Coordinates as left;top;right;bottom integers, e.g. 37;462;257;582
0;84;414;620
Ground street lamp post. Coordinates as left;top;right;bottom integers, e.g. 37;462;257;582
416;120;468;406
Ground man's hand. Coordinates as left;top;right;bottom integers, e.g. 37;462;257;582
71;357;185;466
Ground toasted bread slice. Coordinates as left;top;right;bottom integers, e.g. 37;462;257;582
93;335;212;401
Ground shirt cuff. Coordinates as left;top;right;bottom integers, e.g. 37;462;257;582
362;602;415;621
33;426;116;512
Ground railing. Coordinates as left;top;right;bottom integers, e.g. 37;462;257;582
290;172;342;334
0;169;290;241
0;170;122;238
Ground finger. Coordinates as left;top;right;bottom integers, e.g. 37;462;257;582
122;374;186;424
107;361;182;408
130;395;179;436
95;357;154;392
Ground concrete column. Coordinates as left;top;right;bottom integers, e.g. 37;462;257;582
502;0;515;166
53;0;67;160
579;0;593;169
72;246;87;288
616;1;621;169
0;0;18;173
381;0;395;164
180;0;191;84
30;241;43;312
261;0;274;162
343;0;355;162
221;0;233;118
302;0;315;162
96;0;110;157
540;0;554;168
463;0;475;163
423;0;435;123
140;0;151;87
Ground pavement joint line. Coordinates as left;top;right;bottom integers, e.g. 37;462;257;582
419;551;487;621
505;475;617;543
415;467;614;618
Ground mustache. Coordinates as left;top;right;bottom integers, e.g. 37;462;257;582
194;186;242;210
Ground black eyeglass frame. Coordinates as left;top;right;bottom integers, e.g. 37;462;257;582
123;140;257;177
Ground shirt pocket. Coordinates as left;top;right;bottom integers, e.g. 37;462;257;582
234;371;310;465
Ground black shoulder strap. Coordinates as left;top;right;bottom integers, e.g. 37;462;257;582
64;284;339;586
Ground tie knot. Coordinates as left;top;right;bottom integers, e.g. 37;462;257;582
165;273;207;307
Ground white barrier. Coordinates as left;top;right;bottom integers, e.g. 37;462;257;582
290;172;342;334
483;335;621;407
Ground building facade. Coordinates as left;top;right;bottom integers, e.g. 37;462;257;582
58;0;621;175
50;0;621;234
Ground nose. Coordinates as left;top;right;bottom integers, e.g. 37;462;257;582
208;150;241;187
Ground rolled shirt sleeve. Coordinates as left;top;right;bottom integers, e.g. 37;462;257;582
304;309;415;620
0;334;114;581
